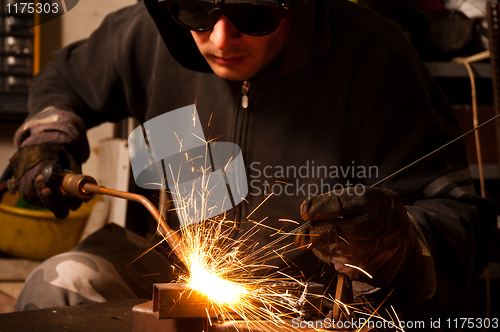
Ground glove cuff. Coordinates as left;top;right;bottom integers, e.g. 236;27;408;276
14;106;90;162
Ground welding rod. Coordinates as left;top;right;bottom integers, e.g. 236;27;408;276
59;172;187;265
371;112;500;187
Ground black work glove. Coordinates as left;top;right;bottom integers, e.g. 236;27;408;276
9;107;90;219
295;186;435;299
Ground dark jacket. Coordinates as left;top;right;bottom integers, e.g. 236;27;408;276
26;0;497;314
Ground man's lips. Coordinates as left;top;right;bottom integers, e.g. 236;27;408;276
213;55;247;66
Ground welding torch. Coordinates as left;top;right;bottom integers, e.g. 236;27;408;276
40;165;187;265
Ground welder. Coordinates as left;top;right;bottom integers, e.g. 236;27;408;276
8;0;498;319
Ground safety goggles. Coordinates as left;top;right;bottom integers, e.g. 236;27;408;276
159;0;290;36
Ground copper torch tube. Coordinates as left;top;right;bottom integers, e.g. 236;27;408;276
81;182;187;265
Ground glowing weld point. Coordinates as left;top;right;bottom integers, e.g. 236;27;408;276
344;264;373;279
188;263;246;305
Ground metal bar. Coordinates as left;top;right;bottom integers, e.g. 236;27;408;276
153;283;221;319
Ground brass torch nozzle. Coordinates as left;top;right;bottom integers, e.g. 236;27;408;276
60;173;97;201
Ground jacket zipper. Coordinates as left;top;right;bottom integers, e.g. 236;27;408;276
231;80;250;230
241;80;250;109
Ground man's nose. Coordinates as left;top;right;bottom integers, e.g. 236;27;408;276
209;15;242;50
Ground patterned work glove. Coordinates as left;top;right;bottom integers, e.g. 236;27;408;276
295;186;435;297
9;107;90;219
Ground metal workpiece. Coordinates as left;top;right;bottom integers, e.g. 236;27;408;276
153;283;224;319
150;282;324;320
130;282;353;332
131;300;348;332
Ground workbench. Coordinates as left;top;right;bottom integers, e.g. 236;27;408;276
0;299;146;332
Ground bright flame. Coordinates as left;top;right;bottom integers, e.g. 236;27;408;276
188;262;246;305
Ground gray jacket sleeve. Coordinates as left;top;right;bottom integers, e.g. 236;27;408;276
27;3;157;129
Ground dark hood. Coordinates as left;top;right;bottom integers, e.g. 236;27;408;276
143;0;331;76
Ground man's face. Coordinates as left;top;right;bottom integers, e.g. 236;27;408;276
190;14;292;81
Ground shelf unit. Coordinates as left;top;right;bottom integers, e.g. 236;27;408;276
0;0;37;122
